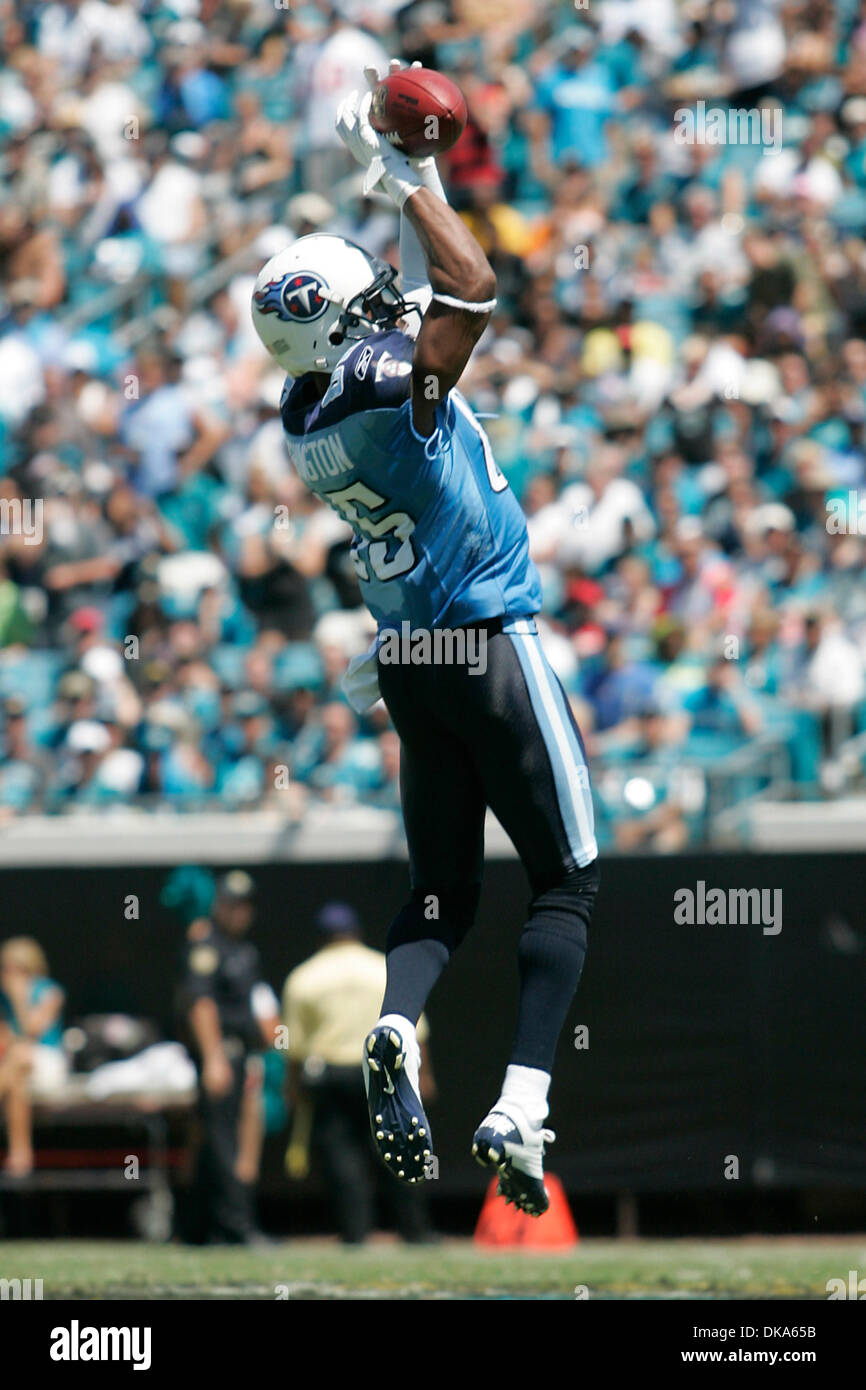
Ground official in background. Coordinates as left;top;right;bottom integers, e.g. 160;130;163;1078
282;901;436;1244
178;870;279;1244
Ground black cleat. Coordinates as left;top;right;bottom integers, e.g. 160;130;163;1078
363;1024;432;1186
472;1108;554;1217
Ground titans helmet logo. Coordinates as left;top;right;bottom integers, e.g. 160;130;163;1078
253;271;329;322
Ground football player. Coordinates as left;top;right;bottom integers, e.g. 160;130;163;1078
251;64;600;1215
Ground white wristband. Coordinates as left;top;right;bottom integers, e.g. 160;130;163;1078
365;151;424;209
413;156;447;202
432;293;498;313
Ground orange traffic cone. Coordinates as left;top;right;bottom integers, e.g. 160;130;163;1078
474;1173;578;1248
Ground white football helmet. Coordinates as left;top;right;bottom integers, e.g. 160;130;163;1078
251;233;417;377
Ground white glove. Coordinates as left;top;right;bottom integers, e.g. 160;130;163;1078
336;60;451;335
342;639;382;713
363;60;447;198
335;88;423;209
335;59;447;210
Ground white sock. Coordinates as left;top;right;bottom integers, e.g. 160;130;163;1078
376;1012;420;1089
498;1064;551;1129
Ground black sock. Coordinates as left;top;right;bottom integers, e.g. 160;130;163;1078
381;939;450;1024
509;860;600;1072
380;884;480;1023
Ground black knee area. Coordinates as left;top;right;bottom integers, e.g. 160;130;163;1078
525;857;600;943
386;883;482;956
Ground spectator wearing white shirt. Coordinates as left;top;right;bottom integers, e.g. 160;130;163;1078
792;612;866;747
555;449;657;576
134;133;208;298
298;16;389;193
78;0;152;63
35;0;93;77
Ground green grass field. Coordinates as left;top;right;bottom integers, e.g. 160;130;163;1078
0;1237;863;1299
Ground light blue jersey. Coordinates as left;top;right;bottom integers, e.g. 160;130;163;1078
280;331;542;631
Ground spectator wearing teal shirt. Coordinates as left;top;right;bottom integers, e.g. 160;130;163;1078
533;29;618;171
682;657;764;758
0;937;67;1176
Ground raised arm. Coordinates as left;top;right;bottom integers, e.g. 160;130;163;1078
335;74;496;437
403;188;495;436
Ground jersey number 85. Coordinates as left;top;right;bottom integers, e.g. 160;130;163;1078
327;480;417;583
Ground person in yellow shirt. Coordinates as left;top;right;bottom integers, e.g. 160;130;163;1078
282;902;436;1245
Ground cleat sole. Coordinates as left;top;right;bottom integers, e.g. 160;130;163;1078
363;1026;433;1190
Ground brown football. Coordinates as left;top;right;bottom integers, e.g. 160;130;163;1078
369;67;468;157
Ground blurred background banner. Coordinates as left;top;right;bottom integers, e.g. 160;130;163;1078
1;846;863;1201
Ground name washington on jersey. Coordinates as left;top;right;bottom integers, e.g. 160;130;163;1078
286;431;353;484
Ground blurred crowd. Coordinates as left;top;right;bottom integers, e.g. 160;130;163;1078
3;0;866;847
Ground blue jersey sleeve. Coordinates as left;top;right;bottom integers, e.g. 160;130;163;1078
281;331;415;438
318;332;414;425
